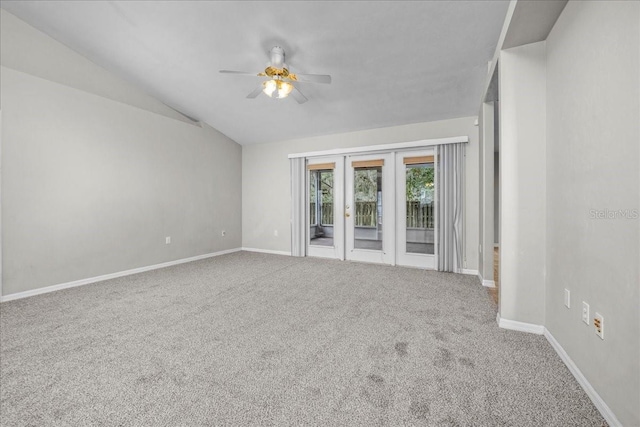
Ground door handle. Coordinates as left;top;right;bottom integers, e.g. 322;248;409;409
345;212;351;218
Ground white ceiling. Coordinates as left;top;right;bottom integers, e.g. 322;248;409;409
2;1;509;145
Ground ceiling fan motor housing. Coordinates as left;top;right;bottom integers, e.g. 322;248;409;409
269;46;286;68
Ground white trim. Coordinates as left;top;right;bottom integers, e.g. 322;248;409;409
496;313;544;335
544;329;622;427
459;268;478;276
493;243;500;248
0;248;242;303
0;110;3;298
494;314;621;425
482;280;496;288
477;273;496;288
241;247;292;256
288;136;468;159
481;0;517;103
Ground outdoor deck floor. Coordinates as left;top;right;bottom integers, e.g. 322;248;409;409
309;238;433;254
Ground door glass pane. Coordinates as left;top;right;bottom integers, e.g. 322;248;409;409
309;169;334;247
354;167;382;250
405;163;434;254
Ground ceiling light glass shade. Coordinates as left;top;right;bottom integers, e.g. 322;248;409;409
262;79;293;99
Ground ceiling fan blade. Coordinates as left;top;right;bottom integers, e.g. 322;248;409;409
220;70;261;77
246;86;263;99
292;73;332;84
290;86;308;104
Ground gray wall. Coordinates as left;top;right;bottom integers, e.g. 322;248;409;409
545;1;639;425
498;40;547;325
243;117;480;271
1;12;242;297
493;151;499;244
478;102;495;283
0;10;191;125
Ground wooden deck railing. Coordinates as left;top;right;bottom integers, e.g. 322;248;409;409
406;201;434;228
310;201;433;228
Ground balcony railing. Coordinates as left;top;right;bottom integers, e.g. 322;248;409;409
310;201;433;228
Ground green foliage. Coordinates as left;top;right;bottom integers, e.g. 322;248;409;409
309;170;334;203
311;167;433;205
355;169;378;202
406;167;434;202
320;171;333;203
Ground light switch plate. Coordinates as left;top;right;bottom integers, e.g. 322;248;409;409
582;302;589;325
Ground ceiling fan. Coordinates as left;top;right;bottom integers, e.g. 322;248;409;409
220;46;332;104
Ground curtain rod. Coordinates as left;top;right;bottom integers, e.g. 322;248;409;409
288;136;468;159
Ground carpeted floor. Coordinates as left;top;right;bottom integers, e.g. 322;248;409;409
0;252;605;426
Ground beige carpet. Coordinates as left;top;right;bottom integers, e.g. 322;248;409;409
0;252;605;426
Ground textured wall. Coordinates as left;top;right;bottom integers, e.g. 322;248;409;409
499;41;547;325
0;11;242;296
545;1;639;425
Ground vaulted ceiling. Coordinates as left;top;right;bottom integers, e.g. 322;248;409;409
2;1;509;145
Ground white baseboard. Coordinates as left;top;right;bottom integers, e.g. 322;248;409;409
459;268;479;276
0;247;242;303
544;330;622;427
482;279;496;288
496;313;545;335
0;247;624;426
496;315;622;425
241;247;292;256
477;272;496;288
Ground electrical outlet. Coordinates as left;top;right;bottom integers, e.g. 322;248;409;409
564;289;570;308
165;236;171;244
582;302;589;324
221;230;226;237
274;230;278;237
594;313;604;339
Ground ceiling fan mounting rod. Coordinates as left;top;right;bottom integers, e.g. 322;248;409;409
269;46;285;68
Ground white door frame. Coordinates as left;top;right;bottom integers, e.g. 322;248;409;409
395;149;437;269
306;156;345;260
345;152;395;265
0;110;3;298
302;145;446;269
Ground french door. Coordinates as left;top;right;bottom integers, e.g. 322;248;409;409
345;153;394;264
305;150;436;269
395;150;437;269
307;156;344;259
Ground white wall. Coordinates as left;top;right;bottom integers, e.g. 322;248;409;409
478;102;495;283
0;10;192;124
242;117;480;270
545;1;639;425
498;41;547;324
494;151;499;244
1;12;242;297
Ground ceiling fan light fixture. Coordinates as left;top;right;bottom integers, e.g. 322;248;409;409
221;46;330;103
262;79;293;99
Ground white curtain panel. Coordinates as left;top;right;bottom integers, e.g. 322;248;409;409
290;157;306;257
437;143;464;272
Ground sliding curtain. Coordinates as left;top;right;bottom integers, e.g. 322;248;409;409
437;143;464;272
290;157;306;257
